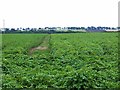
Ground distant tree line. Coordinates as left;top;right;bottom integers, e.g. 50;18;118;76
1;26;119;34
1;29;85;34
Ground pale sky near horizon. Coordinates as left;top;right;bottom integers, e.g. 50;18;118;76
0;0;119;28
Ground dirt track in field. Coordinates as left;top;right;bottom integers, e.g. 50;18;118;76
29;46;48;54
29;35;50;55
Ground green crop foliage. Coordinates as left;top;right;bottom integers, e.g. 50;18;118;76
2;33;119;89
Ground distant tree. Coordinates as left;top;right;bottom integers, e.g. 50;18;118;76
91;26;96;30
87;27;91;30
11;28;16;32
17;28;19;31
5;28;10;32
39;27;42;30
117;27;120;30
26;27;30;31
80;27;85;30
22;28;25;31
97;26;101;30
106;27;111;30
111;27;116;30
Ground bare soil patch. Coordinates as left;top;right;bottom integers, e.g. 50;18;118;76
32;46;48;51
29;46;48;54
29;35;50;55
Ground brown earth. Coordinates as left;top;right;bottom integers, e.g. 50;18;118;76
29;35;49;55
29;46;48;55
31;46;48;51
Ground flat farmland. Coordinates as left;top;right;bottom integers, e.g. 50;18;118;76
2;33;119;88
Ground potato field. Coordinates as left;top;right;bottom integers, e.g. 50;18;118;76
2;33;119;89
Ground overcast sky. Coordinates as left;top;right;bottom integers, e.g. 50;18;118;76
0;0;119;28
